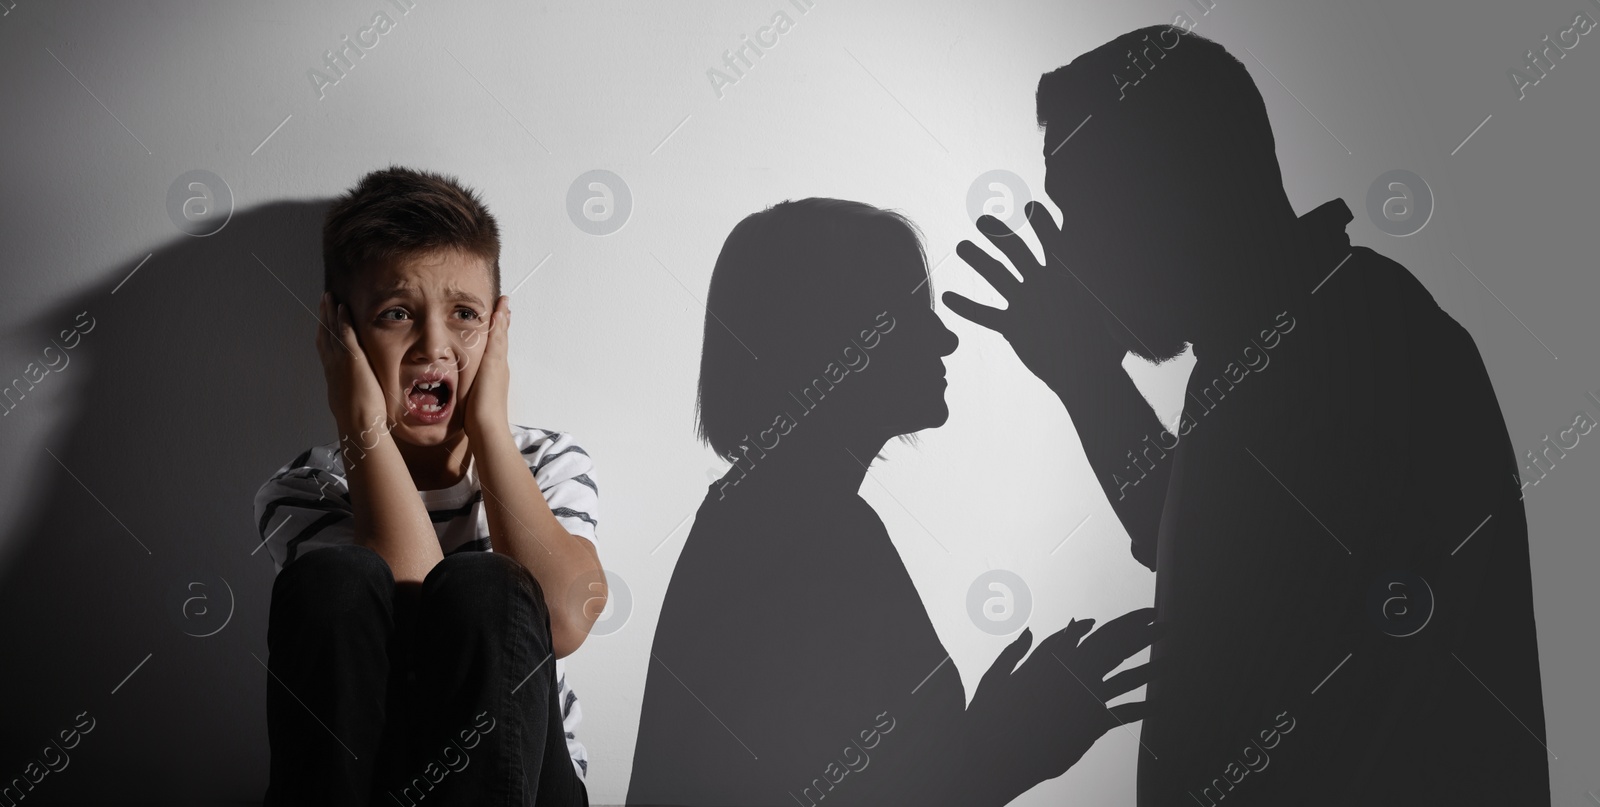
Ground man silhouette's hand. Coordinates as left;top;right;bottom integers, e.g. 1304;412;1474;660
945;203;1175;570
965;607;1161;794
944;202;1124;397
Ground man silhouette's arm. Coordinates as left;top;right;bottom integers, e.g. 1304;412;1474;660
1052;358;1173;570
943;207;1175;570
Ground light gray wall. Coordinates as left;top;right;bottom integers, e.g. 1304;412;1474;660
0;0;1594;803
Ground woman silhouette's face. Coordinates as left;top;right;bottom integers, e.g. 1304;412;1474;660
846;242;959;439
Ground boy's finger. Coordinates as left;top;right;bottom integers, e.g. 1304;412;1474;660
336;304;366;359
484;308;500;346
315;294;331;356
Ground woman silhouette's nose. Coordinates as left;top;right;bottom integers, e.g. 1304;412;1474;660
932;309;960;357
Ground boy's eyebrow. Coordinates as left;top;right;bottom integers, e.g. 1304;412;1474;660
442;289;487;306
370;284;487;307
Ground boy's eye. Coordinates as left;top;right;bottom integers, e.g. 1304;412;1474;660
373;306;480;322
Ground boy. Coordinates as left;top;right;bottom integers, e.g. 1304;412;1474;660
252;166;604;806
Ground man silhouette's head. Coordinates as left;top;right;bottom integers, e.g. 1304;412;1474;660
1036;25;1299;361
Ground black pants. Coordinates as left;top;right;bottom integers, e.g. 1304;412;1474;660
263;544;588;806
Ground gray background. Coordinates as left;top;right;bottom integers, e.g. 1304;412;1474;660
0;0;1594;803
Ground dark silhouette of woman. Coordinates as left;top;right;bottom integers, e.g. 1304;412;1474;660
625;199;1159;806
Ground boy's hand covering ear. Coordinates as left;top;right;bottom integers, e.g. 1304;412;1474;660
464;295;511;437
316;291;391;435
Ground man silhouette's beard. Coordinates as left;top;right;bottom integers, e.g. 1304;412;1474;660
1070;224;1272;367
1114;315;1191;364
1069;256;1194;365
1129;337;1191;365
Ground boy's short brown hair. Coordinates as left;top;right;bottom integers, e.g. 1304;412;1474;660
322;165;502;303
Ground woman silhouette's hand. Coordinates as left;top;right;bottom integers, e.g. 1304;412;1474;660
966;607;1161;793
943;202;1124;397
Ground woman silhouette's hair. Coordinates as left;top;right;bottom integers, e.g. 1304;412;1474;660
694;197;931;461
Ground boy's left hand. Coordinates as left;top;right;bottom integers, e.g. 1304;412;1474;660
464;295;511;438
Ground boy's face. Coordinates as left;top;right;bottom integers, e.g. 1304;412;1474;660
347;247;497;448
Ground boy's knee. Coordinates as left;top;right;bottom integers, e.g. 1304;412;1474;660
270;543;393;624
279;542;392;586
421;550;546;621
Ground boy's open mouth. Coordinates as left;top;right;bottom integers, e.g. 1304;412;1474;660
404;373;454;425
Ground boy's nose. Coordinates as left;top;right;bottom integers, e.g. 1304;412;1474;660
413;321;461;368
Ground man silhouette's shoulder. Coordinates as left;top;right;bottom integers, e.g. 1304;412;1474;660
1297;197;1431;311
1291;197;1464;356
1342;238;1486;370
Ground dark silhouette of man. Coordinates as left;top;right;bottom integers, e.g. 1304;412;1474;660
944;24;1551;806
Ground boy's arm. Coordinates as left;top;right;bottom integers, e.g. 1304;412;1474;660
345;426;444;584
466;297;605;659
319;293;443;584
472;428;603;658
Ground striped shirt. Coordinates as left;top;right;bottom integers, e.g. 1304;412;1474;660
251;424;598;782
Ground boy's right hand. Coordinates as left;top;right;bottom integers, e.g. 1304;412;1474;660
316;292;390;437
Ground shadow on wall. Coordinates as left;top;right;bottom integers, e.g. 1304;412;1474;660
0;199;333;804
628;22;1550;807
